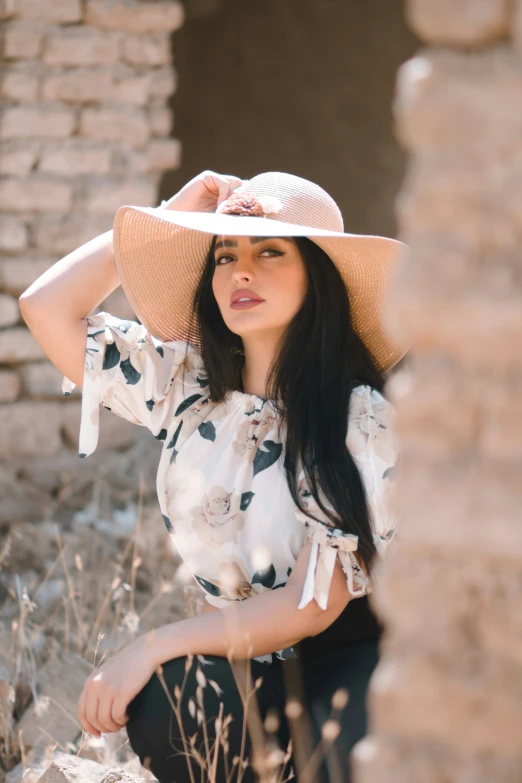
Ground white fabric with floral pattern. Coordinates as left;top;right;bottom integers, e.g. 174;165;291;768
63;311;398;662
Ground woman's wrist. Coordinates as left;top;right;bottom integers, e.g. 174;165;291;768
145;622;184;668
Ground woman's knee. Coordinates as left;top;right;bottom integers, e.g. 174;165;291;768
125;656;187;764
125;653;283;779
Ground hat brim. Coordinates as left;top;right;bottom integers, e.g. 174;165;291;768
112;205;411;374
114;205;397;240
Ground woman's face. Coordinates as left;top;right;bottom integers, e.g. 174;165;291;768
211;235;308;341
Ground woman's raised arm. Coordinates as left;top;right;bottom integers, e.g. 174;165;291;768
18;230;121;391
18;170;243;392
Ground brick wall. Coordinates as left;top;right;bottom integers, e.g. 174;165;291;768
353;1;522;780
0;0;184;522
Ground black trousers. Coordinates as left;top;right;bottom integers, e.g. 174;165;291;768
125;631;380;783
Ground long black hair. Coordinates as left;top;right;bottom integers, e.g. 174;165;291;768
187;235;389;581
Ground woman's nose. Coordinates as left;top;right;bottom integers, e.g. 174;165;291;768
233;257;255;278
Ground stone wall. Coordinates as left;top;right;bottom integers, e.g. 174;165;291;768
354;1;522;780
0;0;184;522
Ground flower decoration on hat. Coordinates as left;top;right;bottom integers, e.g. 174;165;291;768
216;192;284;218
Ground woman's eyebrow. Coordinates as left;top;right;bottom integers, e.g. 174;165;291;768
214;239;236;251
250;237;293;245
214;237;293;251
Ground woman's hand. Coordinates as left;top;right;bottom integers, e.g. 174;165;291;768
162;170;244;213
77;632;160;737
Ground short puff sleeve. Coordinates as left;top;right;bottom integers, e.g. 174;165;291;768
295;384;398;610
62;311;207;458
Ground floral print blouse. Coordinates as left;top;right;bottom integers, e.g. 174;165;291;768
62;312;398;664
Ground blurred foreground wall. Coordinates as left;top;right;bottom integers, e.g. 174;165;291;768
353;2;522;780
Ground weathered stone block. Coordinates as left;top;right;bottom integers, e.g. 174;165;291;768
389;357;481;460
85;178;156;214
112;72;150;106
85;0;184;33
406;0;511;46
0;258;55;295
6;750;107;783
21;361;66;398
0;177;72;212
353;736;522;783
0;401;61;457
43;28;121;66
0;63;39;102
148;104;172;137
42;69;113;104
0;139;39;175
112;148;149;176
13;0;82;23
394;48;522;157
62;401;135;451
0;214;27;251
80;107;149;147
34;213;111;255
1;106;76;139
147;138;181;170
0;469;50;524
376;545;522;666
39;141;111;176
0;293;19;327
0;326;45;362
395;156;521;256
391;458;522;557
479;383;522;461
390;287;522;372
149;65;177;98
16;651;91;750
0;369;21;402
38;762;140;783
2;21;42;58
0;0;17;20
122;32;171;66
370;653;522;754
98;769;143;783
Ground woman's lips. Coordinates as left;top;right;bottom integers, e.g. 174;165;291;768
230;300;264;310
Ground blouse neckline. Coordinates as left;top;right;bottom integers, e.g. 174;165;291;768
226;389;277;409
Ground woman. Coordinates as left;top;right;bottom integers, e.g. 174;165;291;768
19;170;409;783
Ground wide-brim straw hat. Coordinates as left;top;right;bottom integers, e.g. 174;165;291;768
112;171;411;374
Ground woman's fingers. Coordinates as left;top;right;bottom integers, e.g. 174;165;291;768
80;683;129;735
205;172;243;207
111;699;130;728
77;687;99;737
222;174;244;189
216;178;232;207
98;696;126;733
84;691;105;735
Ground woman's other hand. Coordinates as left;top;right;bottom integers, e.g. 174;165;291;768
77;631;161;737
163;170;244;213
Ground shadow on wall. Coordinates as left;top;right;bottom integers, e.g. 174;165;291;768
161;0;419;238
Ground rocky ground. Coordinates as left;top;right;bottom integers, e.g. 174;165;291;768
0;463;204;783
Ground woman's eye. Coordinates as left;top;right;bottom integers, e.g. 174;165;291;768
214;248;283;266
261;248;283;257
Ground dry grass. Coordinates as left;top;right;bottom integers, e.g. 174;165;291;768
0;473;350;783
